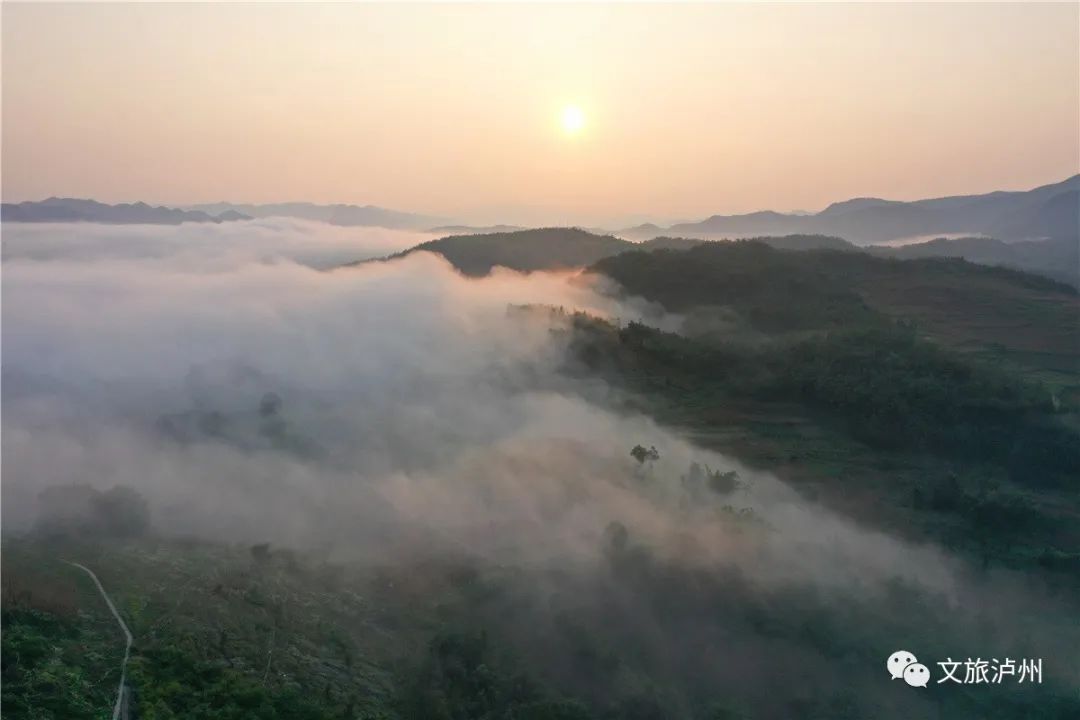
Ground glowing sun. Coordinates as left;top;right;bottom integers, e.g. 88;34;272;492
560;105;586;136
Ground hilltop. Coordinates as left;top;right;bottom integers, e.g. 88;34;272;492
369;229;859;276
589;241;1079;380
377;227;632;276
8;175;1077;243
871;235;1079;288
376;222;1076;290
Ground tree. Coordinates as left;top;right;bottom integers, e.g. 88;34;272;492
630;445;660;465
707;468;740;495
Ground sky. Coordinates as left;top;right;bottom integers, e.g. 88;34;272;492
3;2;1078;226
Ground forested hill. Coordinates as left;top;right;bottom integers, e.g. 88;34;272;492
590;240;1075;317
370;228;855;276
573;240;1080;574
641;234;854;252
871;235;1079;288
588;240;1080;385
383;228;632;276
352;225;1071;295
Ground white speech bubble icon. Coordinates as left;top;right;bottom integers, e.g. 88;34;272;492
887;650;918;680
904;662;930;688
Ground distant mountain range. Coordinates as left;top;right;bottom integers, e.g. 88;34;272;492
617;175;1080;245
185;202;447;231
6;175;1077;245
1;197;446;230
0;198;250;224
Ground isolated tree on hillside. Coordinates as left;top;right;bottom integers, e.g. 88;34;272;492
630;445;661;480
630;444;660;465
707;468;740;495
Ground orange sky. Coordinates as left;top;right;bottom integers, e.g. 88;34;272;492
3;2;1078;226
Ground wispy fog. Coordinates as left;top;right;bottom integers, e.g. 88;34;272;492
0;217;434;270
1;220;950;585
3;221;1076;699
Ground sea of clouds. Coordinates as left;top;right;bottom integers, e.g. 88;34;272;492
0;218;956;590
4;217;1077;710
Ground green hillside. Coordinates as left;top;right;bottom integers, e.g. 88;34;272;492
572;241;1080;577
590;241;1079;387
387;228;632;276
363;230;857;277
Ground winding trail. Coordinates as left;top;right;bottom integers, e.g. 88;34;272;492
65;561;133;720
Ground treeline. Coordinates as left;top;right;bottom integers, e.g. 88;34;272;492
591;241;1076;309
594;242;880;333
567;316;1078;488
589;241;1076;335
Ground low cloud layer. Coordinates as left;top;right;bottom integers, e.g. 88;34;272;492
3;220;1076;704
1;220;952;591
0;217;432;270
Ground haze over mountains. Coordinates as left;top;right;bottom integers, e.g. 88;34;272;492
872;235;1079;288
5;176;1077;286
5;176;1076;244
0;197;251;225
185;202;446;230
619;175;1080;244
0;198;445;230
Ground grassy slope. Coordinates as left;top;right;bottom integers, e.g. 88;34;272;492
856;266;1079;390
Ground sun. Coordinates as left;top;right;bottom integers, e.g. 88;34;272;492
560;104;586;136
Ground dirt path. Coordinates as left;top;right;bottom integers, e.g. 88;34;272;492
66;561;133;720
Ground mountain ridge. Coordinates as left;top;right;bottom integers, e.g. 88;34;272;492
6;175;1077;241
618;175;1080;244
1;197;250;225
185;201;447;230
